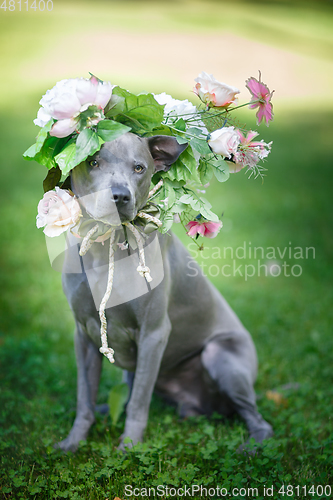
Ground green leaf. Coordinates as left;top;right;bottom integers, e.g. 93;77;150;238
104;94;126;116
198;159;213;184
164;178;186;189
190;137;211;156
174;135;188;145
23;119;54;159
179;147;197;172
54;140;77;175
160;211;174;233
164;160;191;183
108;383;129;427
43;166;61;193
186;127;205;137
211;158;230;182
178;193;201;211
112;87;164;134
165;147;199;184
170;201;188;214
55;132;105;173
97;120;131;142
75;129;101;165
165;182;176;209
24;136;67;170
178;193;193;205
198;197;219;221
174;119;186;132
23;143;38;159
178;192;219;222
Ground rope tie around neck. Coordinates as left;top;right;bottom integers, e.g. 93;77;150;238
124;221;153;282
79;224;99;256
97;230;116;363
78;184;163;363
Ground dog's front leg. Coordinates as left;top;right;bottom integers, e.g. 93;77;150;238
55;322;102;452
120;314;171;449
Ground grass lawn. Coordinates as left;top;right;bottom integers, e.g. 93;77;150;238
0;1;333;499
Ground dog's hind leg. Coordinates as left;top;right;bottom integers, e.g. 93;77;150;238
55;322;103;452
202;331;273;445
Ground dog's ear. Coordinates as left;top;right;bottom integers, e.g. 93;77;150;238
148;136;188;172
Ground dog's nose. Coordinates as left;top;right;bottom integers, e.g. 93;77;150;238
111;186;131;206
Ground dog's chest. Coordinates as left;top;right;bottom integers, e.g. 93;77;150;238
84;306;140;370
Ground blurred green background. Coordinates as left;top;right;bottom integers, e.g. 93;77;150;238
1;0;333;497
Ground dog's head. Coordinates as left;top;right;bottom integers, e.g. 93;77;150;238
71;132;187;224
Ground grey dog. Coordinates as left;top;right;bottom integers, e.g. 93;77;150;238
56;132;273;452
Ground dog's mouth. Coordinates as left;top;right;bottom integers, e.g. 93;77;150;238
77;190;137;226
87;205;137;226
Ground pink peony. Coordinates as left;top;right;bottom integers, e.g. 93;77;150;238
37;187;81;237
208;126;240;158
246;72;274;127
194;72;239;108
231;130;272;172
34;76;114;138
186;219;222;239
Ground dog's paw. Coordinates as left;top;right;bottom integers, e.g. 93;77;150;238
118;428;144;452
237;424;274;456
53;437;80;453
249;424;274;443
117;439;133;453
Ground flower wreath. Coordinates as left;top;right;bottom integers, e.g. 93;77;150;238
24;71;273;246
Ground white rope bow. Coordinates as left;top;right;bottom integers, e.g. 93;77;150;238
78;181;163;363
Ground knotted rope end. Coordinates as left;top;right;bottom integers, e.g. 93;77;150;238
137;265;153;282
99;346;115;363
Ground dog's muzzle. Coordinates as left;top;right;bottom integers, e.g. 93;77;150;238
111;186;131;207
110;185;135;223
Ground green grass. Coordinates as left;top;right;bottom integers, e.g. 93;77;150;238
1;1;333;499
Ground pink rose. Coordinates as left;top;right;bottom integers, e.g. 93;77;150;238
37;187;81;237
34;77;114;138
194;72;239;108
186;219;222;239
208;127;240;158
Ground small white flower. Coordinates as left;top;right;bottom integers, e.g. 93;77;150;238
117;241;129;251
154;92;207;134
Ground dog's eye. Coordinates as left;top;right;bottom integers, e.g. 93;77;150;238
134;164;144;173
89;159;99;168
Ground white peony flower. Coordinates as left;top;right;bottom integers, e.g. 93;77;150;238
34;77;114;138
208;127;240;158
37;187;81;237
